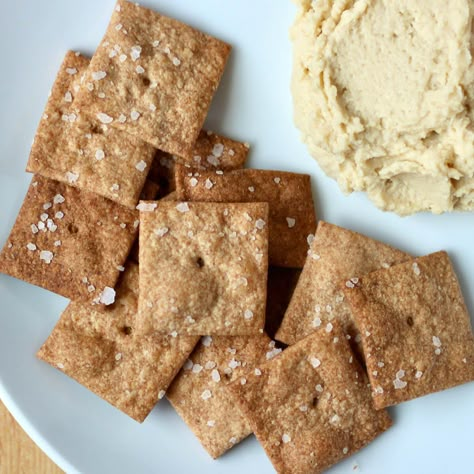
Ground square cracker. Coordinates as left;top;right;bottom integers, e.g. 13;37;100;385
74;0;231;156
149;130;249;197
166;333;275;458
175;167;316;268
37;263;199;422
26;51;156;210
228;323;392;474
137;201;269;336
343;251;474;409
275;222;410;358
0;176;137;304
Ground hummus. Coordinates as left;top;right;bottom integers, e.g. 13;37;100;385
291;0;474;215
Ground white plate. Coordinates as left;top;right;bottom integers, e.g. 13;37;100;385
0;1;473;473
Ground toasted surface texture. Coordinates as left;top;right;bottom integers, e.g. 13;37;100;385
175;168;316;268
343;251;474;409
276;222;410;356
265;266;301;340
228;324;392;474
37;264;198;422
149;130;248;198
167;333;272;458
292;0;474;214
138;201;269;335
0;176;137;304
74;0;231;156
26;51;156;209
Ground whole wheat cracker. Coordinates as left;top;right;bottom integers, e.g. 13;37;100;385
166;333;274;458
74;0;231;156
228;323;392;474
275;222;410;360
343;251;474;409
265;266;301;340
37;263;199;422
137;201;269;336
175;167;316;268
149;130;250;198
26;51;156;210
0;176;137;304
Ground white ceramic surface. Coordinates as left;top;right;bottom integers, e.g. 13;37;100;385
0;1;473;473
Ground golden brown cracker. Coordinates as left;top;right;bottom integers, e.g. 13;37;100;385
228;324;392;474
26;51;156;209
37;263;198;422
0;176;137;304
74;0;231;156
343;251;474;409
167;333;272;458
276;222;410;360
175;168;316;268
137;201;269;336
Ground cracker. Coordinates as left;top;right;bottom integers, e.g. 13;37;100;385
167;333;273;458
137;201;269;336
343;251;474;409
228;323;392;474
26;51;156;209
275;222;410;359
149;130;249;198
265;266;301;340
74;0;231;156
37;263;198;422
128;179;160;263
175;168;316;268
0;176;137;304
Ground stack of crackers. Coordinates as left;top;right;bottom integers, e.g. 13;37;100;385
1;1;473;473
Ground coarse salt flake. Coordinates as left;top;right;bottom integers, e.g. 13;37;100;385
40;250;53;264
131;110;141;121
66;171;79;183
97;113;113;124
413;262;421;275
66;68;77;75
99;287;116;305
286;217;296;228
202;336;213;347
211;369;221;382
207;420;215;427
255;368;262;376
201;390;212;400
158;390;166;400
136;202;157;212
282;434;291;444
26;243;37;251
154;227;169;237
176;202;189;213
92;71;107;81
130;45;142;61
255;219;266;230
135;160;147;172
95;149;105;161
190;177;198;187
310;357;321;368
244;309;254;320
